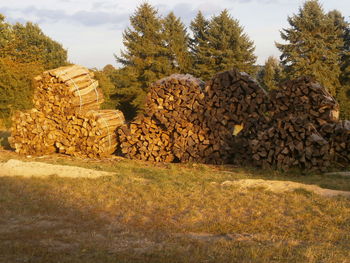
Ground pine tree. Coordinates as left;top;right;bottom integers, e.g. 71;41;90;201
276;0;343;96
115;3;171;114
328;10;350;119
189;11;212;80
163;12;191;74
261;56;283;91
205;10;256;76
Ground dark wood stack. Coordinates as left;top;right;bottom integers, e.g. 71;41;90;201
118;115;174;162
269;76;339;128
8;109;60;155
320;120;350;165
56;110;125;158
33;64;104;118
249;117;332;170
203;69;270;164
244;76;341;170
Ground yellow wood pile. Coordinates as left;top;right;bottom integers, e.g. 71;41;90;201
9;65;125;158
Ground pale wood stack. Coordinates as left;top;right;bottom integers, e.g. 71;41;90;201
9;65;125;158
33;64;104;117
56;110;125;158
119;74;210;163
9;109;59;155
118;115;174;162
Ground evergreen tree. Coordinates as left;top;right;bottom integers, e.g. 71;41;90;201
276;0;343;96
205;10;256;77
328;10;350;119
163;12;191;74
189;11;212;79
0;14;12;50
261;56;283;91
92;69;117;110
115;3;171;114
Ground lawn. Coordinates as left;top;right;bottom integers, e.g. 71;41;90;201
0;153;349;262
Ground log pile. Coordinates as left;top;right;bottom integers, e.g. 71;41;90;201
242;76;342;170
9;65;125;158
56;110;125;158
269;76;339;127
118;115;174;162
204;69;270;164
119;74;212;163
33;64;104;117
119;70;271;164
320;120;350;165
9;109;60;155
248;117;332;170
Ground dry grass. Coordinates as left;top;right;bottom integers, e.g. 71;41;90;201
0;153;349;262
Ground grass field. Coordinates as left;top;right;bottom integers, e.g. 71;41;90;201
0;152;349;263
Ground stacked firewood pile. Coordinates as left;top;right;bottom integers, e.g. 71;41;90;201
33;64;104;117
9;109;60;155
119;70;271;164
119;74;211;163
320;120;350;165
56;110;125;158
118;115;175;162
9;65;125;158
204;70;270;164
248;117;332;170
243;76;340;170
269;77;339;128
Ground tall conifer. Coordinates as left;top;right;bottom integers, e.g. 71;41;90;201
116;3;170;112
261;56;283;91
276;0;343;96
163;12;191;74
189;11;211;80
328;10;350;119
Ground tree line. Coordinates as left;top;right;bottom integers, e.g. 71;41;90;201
0;0;349;126
107;0;350;120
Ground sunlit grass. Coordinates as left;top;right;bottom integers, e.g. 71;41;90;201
0;156;349;262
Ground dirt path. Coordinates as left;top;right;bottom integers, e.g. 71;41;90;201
220;179;350;198
0;159;114;178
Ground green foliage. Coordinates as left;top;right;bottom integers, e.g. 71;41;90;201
260;56;283;91
206;10;256;76
163;12;191;74
0;14;68;126
328;10;350;119
11;22;67;69
189;10;256;80
189;11;212;80
115;3;171;115
92;69;117;110
276;0;343;96
0;58;43;127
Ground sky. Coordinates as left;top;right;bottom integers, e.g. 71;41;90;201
0;0;349;69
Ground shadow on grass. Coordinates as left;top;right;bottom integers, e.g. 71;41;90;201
0;130;12;150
